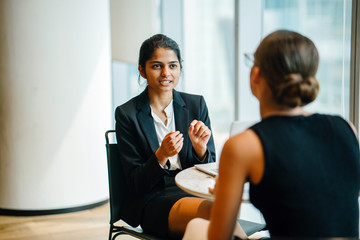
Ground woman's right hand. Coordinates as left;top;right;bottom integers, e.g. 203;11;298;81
155;131;184;166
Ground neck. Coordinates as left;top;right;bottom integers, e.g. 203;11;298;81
259;102;311;119
148;89;173;111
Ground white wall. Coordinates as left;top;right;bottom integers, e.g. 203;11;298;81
0;0;112;210
110;0;161;64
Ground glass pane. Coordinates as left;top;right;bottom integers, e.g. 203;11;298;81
112;61;146;108
262;0;352;119
183;0;235;156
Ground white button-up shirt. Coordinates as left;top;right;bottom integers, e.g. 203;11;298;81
151;100;181;170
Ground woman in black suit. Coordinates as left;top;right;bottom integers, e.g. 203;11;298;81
115;34;216;239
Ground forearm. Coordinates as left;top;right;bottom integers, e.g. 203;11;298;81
194;146;207;160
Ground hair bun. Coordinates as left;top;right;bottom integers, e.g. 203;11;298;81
285;73;303;84
274;74;319;107
299;76;319;105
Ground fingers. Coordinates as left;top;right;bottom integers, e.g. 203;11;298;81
161;131;184;157
189;120;211;139
208;175;218;195
164;131;183;146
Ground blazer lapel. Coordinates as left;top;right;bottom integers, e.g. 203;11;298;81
136;89;159;153
173;90;190;168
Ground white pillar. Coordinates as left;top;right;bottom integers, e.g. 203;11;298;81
0;0;112;211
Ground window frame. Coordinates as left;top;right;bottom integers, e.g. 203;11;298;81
350;0;360;132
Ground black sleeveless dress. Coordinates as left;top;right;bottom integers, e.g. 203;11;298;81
250;114;360;238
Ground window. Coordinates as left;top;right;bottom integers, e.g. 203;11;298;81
183;0;235;156
114;0;357;152
237;0;353;121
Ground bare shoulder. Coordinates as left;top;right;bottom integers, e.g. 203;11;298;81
225;129;262;158
221;129;264;184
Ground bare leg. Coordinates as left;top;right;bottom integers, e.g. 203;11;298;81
182;218;209;240
233;222;248;239
183;218;248;240
168;197;247;239
168;197;212;238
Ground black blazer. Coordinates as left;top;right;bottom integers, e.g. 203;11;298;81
115;88;216;227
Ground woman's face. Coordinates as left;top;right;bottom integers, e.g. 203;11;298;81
139;47;180;94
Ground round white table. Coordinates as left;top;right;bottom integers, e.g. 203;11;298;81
175;166;216;200
175;166;250;201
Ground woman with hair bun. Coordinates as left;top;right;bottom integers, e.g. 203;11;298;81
184;30;360;239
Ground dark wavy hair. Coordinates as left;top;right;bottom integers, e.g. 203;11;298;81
254;30;320;107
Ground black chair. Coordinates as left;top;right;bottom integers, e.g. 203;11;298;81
106;130;165;240
105;130;266;240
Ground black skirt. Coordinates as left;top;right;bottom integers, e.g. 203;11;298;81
140;175;192;239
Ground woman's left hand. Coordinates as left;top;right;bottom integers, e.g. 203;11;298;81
208;175;218;196
188;120;211;159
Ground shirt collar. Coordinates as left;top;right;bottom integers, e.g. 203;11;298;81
150;100;174;124
164;99;174;119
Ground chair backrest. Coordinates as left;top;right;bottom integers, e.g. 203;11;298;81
105;130;131;224
229;120;258;137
